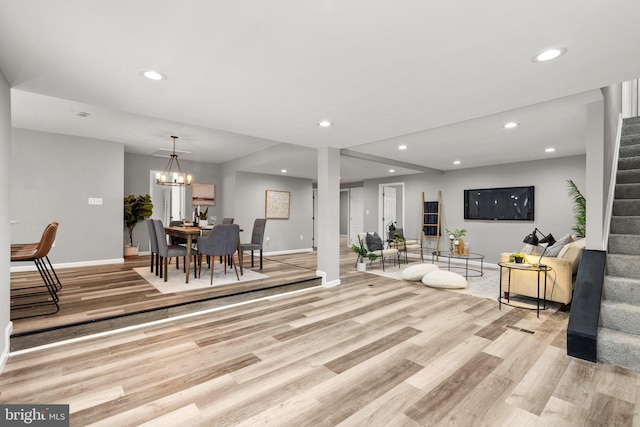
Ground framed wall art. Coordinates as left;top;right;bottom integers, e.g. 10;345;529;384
265;190;290;219
192;183;215;206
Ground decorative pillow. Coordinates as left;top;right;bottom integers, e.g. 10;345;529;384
421;270;468;289
558;238;586;274
366;232;383;251
401;263;439;281
543;233;573;258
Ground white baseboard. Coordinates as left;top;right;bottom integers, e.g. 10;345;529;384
260;248;314;257
316;270;341;287
11;258;125;273
0;321;13;375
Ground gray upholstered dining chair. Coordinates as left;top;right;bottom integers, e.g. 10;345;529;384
153;219;195;282
196;224;240;285
240;219;267;270
221;217;234;224
146;219;159;275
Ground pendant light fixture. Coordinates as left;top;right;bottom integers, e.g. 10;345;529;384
156;135;192;186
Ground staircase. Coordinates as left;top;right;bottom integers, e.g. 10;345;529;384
597;116;640;371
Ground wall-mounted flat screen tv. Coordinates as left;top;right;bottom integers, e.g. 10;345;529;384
464;186;534;221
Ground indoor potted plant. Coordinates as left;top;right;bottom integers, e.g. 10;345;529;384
508;252;526;263
446;228;467;254
351;237;378;271
124;194;153;258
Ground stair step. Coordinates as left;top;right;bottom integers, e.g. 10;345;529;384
610;216;640;234
615;183;640;199
600;300;640;335
606;253;640;278
623;116;640;126
620;144;640;158
597;328;640;372
618;157;640;170
612;199;640;216
603;275;640;304
621;135;640;147
608;234;640;255
617;169;640;184
622;124;640;136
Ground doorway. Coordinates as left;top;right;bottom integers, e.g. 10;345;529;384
349;188;364;246
378;182;405;239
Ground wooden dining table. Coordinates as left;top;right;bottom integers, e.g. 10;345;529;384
164;225;244;283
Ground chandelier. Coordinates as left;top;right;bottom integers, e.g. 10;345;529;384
156;135;192;186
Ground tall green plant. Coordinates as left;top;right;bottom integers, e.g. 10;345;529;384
124;194;153;246
567;180;585;237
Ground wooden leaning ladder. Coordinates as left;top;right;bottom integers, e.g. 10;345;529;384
420;191;441;261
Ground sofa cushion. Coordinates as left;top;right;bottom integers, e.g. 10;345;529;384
401;263;439;281
366;232;383;251
558;238;586;274
544;233;574;257
421;270;467;289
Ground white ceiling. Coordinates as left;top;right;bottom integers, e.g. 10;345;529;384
1;1;638;182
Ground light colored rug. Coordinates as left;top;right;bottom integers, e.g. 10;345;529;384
365;262;560;310
134;264;268;294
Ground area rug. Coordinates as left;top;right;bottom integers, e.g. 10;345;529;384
134;265;268;294
365;262;560;311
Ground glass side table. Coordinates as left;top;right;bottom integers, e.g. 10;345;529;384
431;251;484;279
498;262;552;318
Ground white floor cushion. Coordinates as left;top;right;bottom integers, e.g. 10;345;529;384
401;263;439;281
421;270;468;289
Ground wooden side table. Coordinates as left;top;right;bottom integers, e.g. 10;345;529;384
498;262;552;318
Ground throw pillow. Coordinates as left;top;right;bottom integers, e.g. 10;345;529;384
401;263;439;281
421;270;468;289
543;233;573;258
366;232;383;251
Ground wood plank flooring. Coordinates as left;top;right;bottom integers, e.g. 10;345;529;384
10;252;319;337
2;247;639;426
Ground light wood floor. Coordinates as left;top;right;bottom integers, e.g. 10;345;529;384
2;247;639;426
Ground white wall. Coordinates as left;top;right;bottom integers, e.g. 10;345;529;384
234;171;313;253
0;70;11;372
10;129;124;265
363;155;586;263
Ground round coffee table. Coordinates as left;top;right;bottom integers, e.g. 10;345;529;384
431;251;484;278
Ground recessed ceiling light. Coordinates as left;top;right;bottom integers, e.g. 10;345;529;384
398;145;407;150
545;148;556;153
318;120;332;127
504;122;518;129
389;169;395;173
281;169;287;173
453;160;461;165
532;47;567;63
141;69;166;81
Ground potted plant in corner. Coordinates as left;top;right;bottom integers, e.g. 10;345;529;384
124;194;153;258
351;237;378;271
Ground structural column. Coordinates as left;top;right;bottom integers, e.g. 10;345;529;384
586;100;605;250
316;147;341;287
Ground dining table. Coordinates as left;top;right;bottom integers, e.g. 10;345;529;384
164;225;244;283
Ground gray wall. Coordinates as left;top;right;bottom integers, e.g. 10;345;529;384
11;129;124;264
234;171;313;253
363;155;586;263
0;70;11;369
124;152;223;253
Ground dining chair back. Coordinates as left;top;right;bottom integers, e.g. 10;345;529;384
153;219;190;282
241;218;267;270
221;217;234;224
197;224;240;284
146;219;159;275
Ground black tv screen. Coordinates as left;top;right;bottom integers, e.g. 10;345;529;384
464;186;534;221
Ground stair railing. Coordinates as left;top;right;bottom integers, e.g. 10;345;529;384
602;113;623;251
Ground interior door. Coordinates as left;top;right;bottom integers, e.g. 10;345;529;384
349;188;364;246
383;185;397;236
